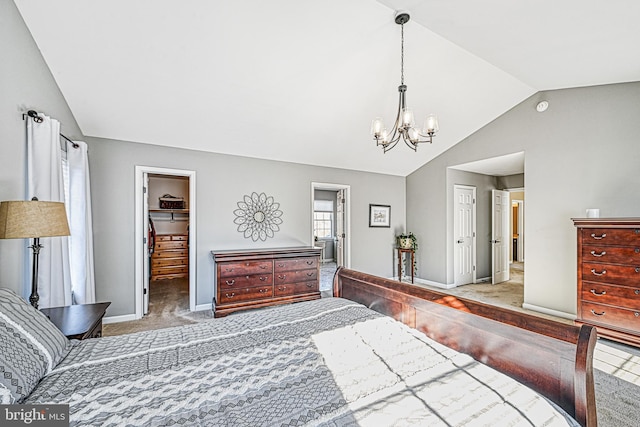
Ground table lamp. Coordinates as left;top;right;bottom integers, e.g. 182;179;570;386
0;198;70;308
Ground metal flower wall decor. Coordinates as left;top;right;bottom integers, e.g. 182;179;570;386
233;192;283;241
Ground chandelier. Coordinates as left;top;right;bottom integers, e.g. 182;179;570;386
371;12;439;153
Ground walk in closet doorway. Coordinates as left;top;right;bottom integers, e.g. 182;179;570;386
134;166;196;320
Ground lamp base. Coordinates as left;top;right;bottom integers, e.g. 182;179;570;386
29;237;42;309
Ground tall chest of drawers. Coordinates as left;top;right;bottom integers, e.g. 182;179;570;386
212;247;321;317
151;234;189;280
573;218;640;347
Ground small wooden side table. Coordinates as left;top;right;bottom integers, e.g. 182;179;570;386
397;248;415;284
41;302;111;340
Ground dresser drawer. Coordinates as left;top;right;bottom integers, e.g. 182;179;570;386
580;301;640;332
153;248;188;258
274;257;318;272
581;228;640;246
218;286;273;304
156;234;187;241
581;281;640;308
582;245;640;265
155;240;188;251
274;269;318;284
219;273;272;289
582;263;640;286
152;257;188;268
274;281;319;296
219;261;272;277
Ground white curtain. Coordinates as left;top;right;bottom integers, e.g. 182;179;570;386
27;115;72;308
64;141;96;304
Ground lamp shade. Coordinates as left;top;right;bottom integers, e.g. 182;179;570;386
0;200;70;239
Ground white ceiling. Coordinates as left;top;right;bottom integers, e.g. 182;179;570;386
449;152;525;177
14;0;640;176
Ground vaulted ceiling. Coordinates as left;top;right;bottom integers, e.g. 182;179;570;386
14;0;640;176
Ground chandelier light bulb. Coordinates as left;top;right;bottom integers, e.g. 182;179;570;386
424;114;439;135
371;118;384;137
401;108;415;128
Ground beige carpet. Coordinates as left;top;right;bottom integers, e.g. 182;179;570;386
103;278;213;336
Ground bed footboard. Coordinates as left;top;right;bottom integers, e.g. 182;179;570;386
334;268;597;427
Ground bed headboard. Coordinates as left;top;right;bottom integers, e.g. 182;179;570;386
334;267;597;427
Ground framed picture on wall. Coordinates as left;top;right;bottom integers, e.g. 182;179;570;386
369;204;391;228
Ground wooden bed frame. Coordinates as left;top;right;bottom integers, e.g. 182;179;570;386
334;268;598;427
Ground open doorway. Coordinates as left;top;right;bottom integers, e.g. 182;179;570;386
449;152;524;290
311;182;350;296
135;166;196;320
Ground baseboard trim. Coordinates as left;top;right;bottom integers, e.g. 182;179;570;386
195;303;213;311
389;276;455;290
522;302;575;320
103;314;137;324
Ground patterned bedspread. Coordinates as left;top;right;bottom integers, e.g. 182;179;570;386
26;298;579;426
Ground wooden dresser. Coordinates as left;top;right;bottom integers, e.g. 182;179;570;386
573;218;640;347
151;234;189;280
212;247;321;317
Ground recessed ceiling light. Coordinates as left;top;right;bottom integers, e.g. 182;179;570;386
536;100;549;112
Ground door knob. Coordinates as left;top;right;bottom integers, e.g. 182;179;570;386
457;239;464;244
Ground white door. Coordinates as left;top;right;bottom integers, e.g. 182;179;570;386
336;189;345;267
454;185;475;286
492;189;510;284
143;173;150;314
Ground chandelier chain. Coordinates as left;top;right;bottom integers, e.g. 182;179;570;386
400;23;405;85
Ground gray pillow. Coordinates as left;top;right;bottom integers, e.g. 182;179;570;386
0;288;70;403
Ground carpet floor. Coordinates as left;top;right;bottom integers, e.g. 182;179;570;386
103;263;640;426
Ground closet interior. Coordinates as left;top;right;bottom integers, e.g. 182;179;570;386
148;174;190;282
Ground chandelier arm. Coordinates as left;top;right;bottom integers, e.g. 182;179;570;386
403;137;418;151
382;138;400;153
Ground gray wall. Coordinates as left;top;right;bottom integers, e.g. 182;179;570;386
87;137;405;316
0;0;83;296
408;82;640;315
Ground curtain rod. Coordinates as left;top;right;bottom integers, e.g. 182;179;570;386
22;110;79;149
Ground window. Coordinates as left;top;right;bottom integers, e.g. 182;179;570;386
313;200;334;238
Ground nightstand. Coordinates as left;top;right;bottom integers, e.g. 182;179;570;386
41;302;111;340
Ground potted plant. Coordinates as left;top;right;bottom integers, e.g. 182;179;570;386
396;232;418;250
396;232;418;277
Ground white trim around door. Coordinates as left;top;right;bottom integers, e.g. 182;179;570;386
310;182;351;269
134;166;197;320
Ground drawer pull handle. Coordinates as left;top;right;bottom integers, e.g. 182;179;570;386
306;260;314;265
636;248;640;254
306;283;313;287
590;289;606;296
590;250;606;257
278;274;286;280
245;262;250;266
636;312;639;317
278;286;286;291
306;272;314;276
225;268;234;273
277;263;284;268
259;276;267;281
260;265;268;270
636;267;640;273
246;275;250;279
225;280;235;286
590;309;605;316
225;293;235;298
590;233;607;240
636;290;640;295
259;288;267;293
590;269;607;276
